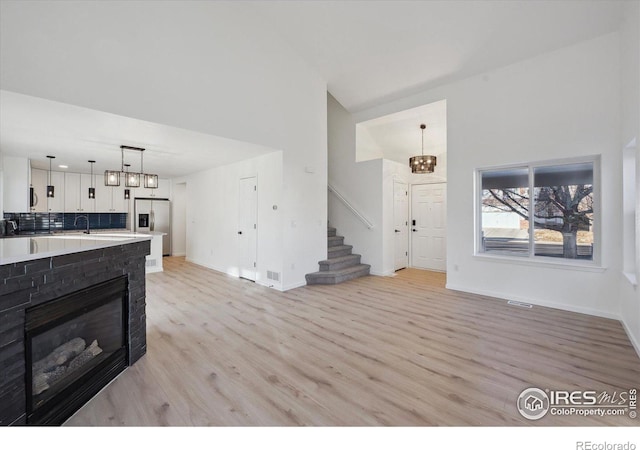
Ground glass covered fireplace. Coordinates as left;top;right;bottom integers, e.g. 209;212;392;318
25;276;129;425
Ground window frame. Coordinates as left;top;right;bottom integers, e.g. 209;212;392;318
475;155;601;269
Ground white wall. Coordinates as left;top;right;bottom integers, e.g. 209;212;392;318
355;32;625;321
184;151;284;290
171;182;187;257
619;1;640;356
2;155;29;212
0;1;327;289
328;94;383;274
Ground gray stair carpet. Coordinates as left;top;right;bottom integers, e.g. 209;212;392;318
306;227;370;285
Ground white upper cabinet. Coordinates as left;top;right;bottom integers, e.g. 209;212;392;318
30;168;47;212
134;178;170;199
31;168;65;212
95;182;128;212
65;173;95;212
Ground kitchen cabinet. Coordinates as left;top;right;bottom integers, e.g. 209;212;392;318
30;169;47;212
64;173;95;212
133;178;170;199
96;183;127;212
31;168;65;212
3;156;30;212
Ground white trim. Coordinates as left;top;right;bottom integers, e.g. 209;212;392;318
623;271;638;286
328;183;374;229
370;269;395;277
283;280;307;291
256;279;284;291
171;252;186;257
621;318;640;361
473;254;607;272
445;282;620;321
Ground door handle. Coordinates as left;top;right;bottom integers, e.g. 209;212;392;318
394;229;400;233
412;229;417;232
238;231;243;235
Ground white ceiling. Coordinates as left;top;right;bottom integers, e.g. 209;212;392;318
0;90;277;177
247;0;624;112
356;100;446;164
0;1;625;177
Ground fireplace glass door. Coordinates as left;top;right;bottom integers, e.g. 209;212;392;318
25;276;128;425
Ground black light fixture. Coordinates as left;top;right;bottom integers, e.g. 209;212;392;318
105;145;157;188
124;189;130;200
46;155;55;197
409;124;437;174
88;160;96;199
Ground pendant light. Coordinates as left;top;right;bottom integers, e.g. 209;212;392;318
88;160;96;199
104;145;157;188
46;155;55;197
123;164;132;199
409;124;437;174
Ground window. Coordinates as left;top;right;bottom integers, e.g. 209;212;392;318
478;158;596;262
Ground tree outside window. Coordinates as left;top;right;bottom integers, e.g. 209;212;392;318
480;161;594;260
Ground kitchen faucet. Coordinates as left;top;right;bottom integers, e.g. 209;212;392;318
73;215;91;234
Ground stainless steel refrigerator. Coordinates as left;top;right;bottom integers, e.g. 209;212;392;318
134;198;171;256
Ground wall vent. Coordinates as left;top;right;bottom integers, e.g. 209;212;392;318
146;259;157;267
267;270;280;282
507;300;532;308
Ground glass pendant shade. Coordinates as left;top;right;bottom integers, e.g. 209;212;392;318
47;185;55;198
125;172;140;188
88;187;95;199
144;174;158;189
409;155;437;174
105;170;120;186
124;189;130;200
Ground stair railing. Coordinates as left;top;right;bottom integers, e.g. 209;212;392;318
328;184;374;229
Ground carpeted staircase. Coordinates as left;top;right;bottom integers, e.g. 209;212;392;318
305;227;370;285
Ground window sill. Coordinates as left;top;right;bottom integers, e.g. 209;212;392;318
623;272;638;287
473;253;606;273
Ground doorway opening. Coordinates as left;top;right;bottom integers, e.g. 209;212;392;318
238;176;258;281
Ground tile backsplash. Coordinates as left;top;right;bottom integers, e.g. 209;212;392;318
3;212;127;234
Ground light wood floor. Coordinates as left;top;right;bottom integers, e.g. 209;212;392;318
66;257;640;426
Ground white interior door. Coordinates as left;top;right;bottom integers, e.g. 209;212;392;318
393;181;409;271
238;177;258;281
411;183;447;271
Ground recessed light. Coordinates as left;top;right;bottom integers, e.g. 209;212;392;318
58;165;68;169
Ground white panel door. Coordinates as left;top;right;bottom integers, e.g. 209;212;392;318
393;181;409;271
411;183;447;271
238;177;258;281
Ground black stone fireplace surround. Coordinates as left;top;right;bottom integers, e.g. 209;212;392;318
0;240;150;425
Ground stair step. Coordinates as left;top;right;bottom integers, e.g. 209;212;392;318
305;264;371;285
328;235;344;247
328;244;353;258
319;254;361;271
328;227;337;237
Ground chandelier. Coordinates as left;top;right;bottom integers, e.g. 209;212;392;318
409;124;437;174
104;145;158;188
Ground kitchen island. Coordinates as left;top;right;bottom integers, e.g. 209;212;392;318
0;233;151;425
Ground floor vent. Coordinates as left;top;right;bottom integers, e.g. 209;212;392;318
267;270;280;282
507;300;533;308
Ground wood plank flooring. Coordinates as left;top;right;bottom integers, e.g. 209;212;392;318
65;257;640;426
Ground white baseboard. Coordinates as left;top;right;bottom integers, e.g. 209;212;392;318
370;269;394;277
171;252;186;257
445;283;621;321
283;280;307;291
621;318;640;360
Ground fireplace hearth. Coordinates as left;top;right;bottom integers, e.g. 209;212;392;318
25;277;128;425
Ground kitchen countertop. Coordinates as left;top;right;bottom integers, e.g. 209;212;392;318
0;231;154;265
